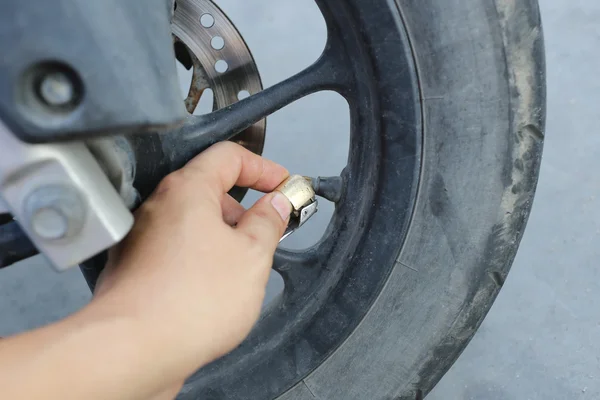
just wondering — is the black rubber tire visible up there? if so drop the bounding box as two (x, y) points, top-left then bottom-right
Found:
(273, 1), (545, 399)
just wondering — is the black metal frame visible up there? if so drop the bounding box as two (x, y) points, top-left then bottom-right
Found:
(1, 1), (422, 398)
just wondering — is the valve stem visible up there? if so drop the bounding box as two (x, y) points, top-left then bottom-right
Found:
(307, 176), (344, 203)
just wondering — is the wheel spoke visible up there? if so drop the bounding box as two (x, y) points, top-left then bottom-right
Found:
(162, 51), (353, 171)
(0, 221), (38, 269)
(273, 248), (323, 296)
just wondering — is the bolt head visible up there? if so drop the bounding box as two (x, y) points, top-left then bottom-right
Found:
(31, 207), (69, 240)
(24, 185), (86, 242)
(39, 72), (75, 107)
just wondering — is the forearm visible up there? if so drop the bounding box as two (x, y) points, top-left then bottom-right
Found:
(0, 301), (192, 400)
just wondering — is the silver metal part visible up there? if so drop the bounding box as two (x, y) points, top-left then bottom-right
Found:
(24, 184), (86, 241)
(173, 0), (266, 155)
(38, 72), (75, 107)
(276, 175), (319, 243)
(30, 208), (69, 240)
(280, 200), (318, 242)
(0, 120), (134, 271)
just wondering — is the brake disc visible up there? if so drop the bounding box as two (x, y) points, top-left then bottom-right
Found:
(172, 0), (265, 156)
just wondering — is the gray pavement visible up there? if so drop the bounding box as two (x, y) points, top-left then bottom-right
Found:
(0, 0), (598, 399)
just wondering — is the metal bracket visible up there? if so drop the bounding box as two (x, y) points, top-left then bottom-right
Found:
(0, 120), (133, 270)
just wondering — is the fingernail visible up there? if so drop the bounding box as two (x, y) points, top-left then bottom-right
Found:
(271, 192), (292, 221)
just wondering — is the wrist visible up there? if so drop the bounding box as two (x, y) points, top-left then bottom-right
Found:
(82, 289), (214, 382)
(67, 299), (189, 398)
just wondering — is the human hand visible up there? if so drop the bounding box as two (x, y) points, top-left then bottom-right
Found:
(90, 142), (292, 381)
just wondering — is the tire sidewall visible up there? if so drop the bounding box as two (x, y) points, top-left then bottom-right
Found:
(279, 1), (545, 399)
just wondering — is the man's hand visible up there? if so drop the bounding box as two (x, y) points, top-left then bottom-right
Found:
(94, 141), (292, 377)
(0, 142), (292, 400)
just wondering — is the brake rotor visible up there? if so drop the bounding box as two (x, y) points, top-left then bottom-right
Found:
(172, 0), (265, 156)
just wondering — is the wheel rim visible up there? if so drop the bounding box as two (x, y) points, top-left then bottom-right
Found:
(0, 0), (423, 396)
(171, 1), (423, 397)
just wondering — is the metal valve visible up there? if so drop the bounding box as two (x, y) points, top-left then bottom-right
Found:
(275, 175), (318, 242)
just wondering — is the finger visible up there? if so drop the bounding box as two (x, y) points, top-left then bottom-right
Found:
(236, 192), (292, 251)
(185, 142), (289, 196)
(222, 194), (245, 226)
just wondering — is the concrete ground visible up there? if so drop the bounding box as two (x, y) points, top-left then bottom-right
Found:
(0, 0), (598, 399)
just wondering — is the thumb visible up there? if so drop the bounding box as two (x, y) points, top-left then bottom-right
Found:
(236, 192), (292, 251)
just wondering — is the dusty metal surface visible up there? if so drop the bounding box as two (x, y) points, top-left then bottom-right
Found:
(0, 120), (134, 271)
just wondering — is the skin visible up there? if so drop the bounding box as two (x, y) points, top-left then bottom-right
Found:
(0, 142), (293, 400)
